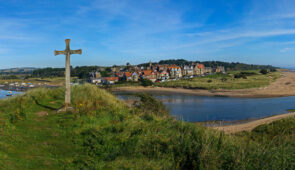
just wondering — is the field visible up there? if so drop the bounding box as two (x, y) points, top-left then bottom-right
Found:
(0, 77), (70, 86)
(156, 70), (281, 90)
(0, 84), (294, 169)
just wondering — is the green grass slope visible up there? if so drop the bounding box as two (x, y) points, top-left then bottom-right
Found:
(156, 70), (281, 90)
(0, 84), (294, 169)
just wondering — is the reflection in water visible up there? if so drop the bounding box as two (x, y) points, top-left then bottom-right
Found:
(115, 91), (295, 122)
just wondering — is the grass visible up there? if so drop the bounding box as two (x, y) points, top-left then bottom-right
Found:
(0, 84), (294, 169)
(0, 77), (77, 86)
(111, 81), (140, 87)
(156, 70), (281, 90)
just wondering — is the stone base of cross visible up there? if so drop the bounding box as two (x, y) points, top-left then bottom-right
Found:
(54, 39), (82, 112)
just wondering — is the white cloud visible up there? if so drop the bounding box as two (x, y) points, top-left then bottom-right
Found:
(280, 47), (292, 53)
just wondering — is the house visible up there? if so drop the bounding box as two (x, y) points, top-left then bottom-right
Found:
(193, 63), (205, 75)
(168, 65), (182, 79)
(157, 70), (169, 80)
(123, 72), (132, 81)
(182, 65), (194, 76)
(89, 71), (102, 84)
(203, 67), (213, 74)
(215, 66), (225, 73)
(111, 66), (123, 73)
(102, 77), (119, 84)
(131, 72), (139, 82)
(140, 70), (157, 82)
(90, 78), (101, 84)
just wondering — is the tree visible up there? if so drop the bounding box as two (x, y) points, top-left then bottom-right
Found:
(140, 79), (153, 87)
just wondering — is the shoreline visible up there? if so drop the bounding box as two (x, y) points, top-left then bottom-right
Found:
(210, 112), (295, 134)
(112, 70), (295, 98)
(112, 86), (291, 98)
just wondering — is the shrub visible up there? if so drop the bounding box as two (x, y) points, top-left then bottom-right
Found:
(140, 78), (153, 87)
(260, 69), (268, 74)
(221, 77), (227, 82)
(270, 68), (277, 72)
(234, 73), (247, 79)
(9, 109), (26, 123)
(240, 71), (257, 76)
(135, 93), (169, 117)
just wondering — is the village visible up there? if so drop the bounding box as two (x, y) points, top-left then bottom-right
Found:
(89, 61), (225, 85)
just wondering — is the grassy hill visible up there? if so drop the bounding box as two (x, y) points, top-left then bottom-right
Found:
(0, 84), (294, 169)
(156, 70), (281, 90)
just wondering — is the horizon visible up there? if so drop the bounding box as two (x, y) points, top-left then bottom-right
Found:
(0, 0), (295, 68)
(0, 59), (283, 70)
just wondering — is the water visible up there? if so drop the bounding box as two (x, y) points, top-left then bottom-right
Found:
(0, 89), (22, 99)
(116, 92), (295, 122)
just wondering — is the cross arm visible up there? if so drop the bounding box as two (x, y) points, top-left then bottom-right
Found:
(54, 50), (66, 56)
(70, 49), (82, 55)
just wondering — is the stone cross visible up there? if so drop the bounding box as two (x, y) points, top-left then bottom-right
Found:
(54, 39), (82, 110)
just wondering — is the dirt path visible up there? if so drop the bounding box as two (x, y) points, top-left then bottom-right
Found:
(212, 112), (295, 134)
(113, 70), (295, 98)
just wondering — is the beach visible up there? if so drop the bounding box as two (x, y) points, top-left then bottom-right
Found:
(212, 111), (295, 134)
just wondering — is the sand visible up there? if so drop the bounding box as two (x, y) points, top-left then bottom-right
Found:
(113, 70), (295, 98)
(212, 112), (295, 134)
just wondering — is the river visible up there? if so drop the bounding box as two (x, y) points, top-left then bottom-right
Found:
(1, 88), (295, 123)
(0, 89), (22, 99)
(115, 92), (295, 122)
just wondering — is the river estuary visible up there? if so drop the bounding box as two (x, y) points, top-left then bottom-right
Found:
(115, 92), (295, 122)
(0, 89), (22, 99)
(1, 88), (295, 123)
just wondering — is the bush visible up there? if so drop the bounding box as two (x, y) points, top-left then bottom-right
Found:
(260, 69), (268, 74)
(140, 79), (153, 87)
(221, 77), (227, 82)
(135, 93), (169, 117)
(270, 68), (277, 72)
(240, 71), (257, 76)
(234, 73), (247, 79)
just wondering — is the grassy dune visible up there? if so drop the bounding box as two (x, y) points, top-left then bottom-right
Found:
(156, 70), (281, 90)
(0, 84), (294, 169)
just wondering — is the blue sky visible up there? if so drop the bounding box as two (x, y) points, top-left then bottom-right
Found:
(0, 0), (294, 68)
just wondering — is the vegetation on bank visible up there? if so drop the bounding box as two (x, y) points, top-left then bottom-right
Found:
(0, 85), (294, 169)
(156, 70), (281, 90)
(140, 59), (277, 71)
(0, 77), (74, 86)
(0, 69), (281, 90)
(30, 59), (277, 79)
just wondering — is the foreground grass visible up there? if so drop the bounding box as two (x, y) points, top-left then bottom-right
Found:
(156, 70), (281, 90)
(0, 84), (294, 169)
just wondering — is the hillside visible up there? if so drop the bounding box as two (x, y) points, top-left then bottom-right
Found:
(0, 85), (294, 169)
(140, 59), (277, 71)
(0, 67), (37, 75)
